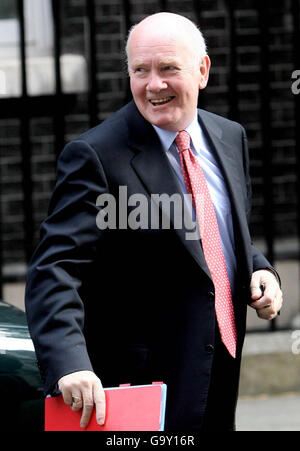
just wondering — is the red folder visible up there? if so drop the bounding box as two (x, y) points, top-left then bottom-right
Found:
(45, 383), (167, 431)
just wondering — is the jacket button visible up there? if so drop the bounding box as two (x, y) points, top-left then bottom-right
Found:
(208, 291), (215, 301)
(205, 344), (214, 354)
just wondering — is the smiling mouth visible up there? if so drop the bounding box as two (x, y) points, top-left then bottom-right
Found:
(149, 96), (175, 106)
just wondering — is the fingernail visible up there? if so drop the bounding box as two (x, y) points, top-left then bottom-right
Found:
(98, 418), (104, 426)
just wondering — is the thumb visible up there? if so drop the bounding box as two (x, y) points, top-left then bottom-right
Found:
(250, 275), (264, 300)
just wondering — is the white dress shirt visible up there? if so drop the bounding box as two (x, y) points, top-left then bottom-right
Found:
(152, 112), (237, 291)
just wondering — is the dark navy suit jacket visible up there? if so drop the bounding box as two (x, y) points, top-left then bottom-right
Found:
(25, 101), (272, 429)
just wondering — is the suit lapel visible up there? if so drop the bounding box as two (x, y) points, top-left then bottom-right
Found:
(126, 102), (211, 279)
(197, 110), (252, 271)
(197, 110), (244, 210)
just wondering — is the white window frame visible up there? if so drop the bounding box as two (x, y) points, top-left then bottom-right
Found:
(0, 0), (53, 58)
(0, 0), (87, 97)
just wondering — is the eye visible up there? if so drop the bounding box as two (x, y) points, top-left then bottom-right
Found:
(161, 65), (178, 72)
(133, 66), (147, 74)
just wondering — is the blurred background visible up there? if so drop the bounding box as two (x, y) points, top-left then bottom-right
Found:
(0, 0), (299, 427)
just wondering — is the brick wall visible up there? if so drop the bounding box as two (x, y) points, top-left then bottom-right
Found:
(0, 0), (297, 266)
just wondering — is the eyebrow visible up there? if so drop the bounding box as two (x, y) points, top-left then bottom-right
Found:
(130, 57), (181, 68)
(159, 58), (181, 66)
(130, 59), (147, 68)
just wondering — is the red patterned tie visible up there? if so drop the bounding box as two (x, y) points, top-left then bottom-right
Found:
(175, 130), (237, 358)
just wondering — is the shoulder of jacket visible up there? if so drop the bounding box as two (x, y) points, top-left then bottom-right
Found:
(67, 102), (134, 155)
(198, 108), (244, 132)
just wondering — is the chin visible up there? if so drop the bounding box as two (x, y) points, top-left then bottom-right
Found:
(149, 114), (179, 131)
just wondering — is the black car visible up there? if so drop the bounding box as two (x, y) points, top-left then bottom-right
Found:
(0, 300), (44, 430)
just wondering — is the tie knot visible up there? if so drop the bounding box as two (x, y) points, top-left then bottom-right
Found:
(175, 130), (190, 153)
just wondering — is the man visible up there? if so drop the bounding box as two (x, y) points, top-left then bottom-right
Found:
(25, 12), (282, 431)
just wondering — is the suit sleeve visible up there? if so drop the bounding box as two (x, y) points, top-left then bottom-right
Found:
(240, 126), (280, 281)
(25, 139), (108, 394)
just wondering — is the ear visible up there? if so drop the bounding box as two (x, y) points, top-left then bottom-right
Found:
(198, 55), (211, 90)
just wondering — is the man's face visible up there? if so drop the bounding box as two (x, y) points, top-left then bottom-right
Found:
(128, 29), (210, 131)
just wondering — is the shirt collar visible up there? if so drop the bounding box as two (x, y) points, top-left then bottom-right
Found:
(152, 111), (200, 153)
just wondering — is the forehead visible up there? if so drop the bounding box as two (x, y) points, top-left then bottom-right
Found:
(132, 23), (189, 47)
(128, 34), (194, 67)
(130, 46), (182, 63)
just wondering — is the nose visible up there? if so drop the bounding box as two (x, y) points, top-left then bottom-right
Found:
(146, 73), (167, 93)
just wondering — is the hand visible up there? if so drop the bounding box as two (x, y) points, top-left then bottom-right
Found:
(58, 370), (106, 428)
(249, 270), (283, 320)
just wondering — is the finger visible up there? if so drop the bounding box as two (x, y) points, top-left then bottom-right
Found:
(80, 388), (94, 429)
(71, 393), (83, 411)
(262, 308), (277, 320)
(61, 390), (73, 406)
(251, 287), (263, 300)
(256, 306), (272, 320)
(250, 278), (263, 300)
(256, 299), (279, 320)
(58, 379), (73, 406)
(251, 296), (271, 310)
(250, 284), (276, 310)
(93, 382), (106, 426)
(249, 270), (264, 294)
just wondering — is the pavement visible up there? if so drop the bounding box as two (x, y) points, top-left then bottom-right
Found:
(236, 393), (300, 431)
(235, 330), (300, 431)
